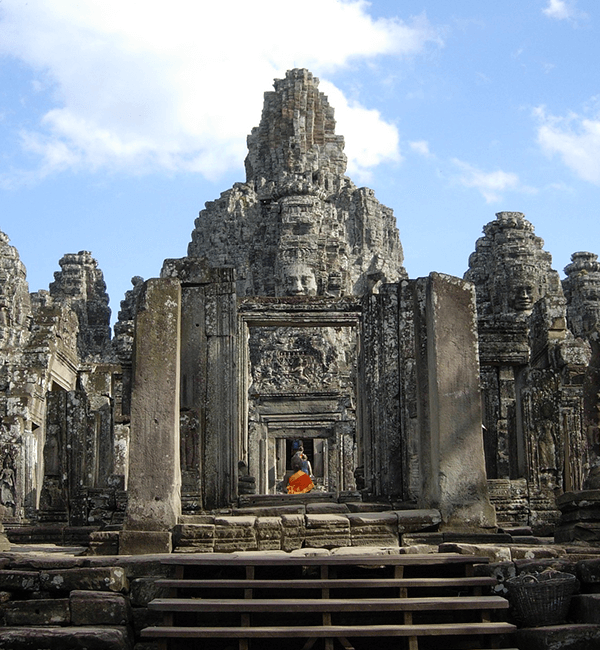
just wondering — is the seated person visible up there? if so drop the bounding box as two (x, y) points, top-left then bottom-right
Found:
(287, 445), (314, 494)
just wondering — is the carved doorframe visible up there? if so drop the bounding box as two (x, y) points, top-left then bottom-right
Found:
(237, 300), (362, 496)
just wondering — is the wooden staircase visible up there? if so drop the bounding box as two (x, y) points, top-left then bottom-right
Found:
(141, 553), (517, 650)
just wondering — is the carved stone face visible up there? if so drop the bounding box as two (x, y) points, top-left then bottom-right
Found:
(280, 263), (317, 296)
(513, 284), (535, 311)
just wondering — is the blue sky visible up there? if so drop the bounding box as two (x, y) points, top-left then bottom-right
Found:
(1, 0), (599, 324)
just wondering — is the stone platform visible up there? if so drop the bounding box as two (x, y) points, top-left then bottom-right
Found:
(171, 507), (442, 554)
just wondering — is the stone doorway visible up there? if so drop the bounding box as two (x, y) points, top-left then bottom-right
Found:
(238, 303), (361, 498)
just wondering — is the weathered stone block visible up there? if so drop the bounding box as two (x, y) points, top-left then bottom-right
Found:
(214, 516), (257, 551)
(555, 522), (600, 543)
(347, 512), (398, 546)
(516, 624), (600, 650)
(130, 577), (173, 607)
(394, 509), (442, 532)
(255, 516), (282, 550)
(510, 546), (562, 560)
(0, 626), (132, 649)
(305, 503), (349, 514)
(40, 566), (128, 593)
(577, 558), (600, 584)
(570, 594), (600, 624)
(438, 542), (511, 563)
(173, 523), (215, 540)
(514, 559), (576, 579)
(124, 278), (181, 540)
(305, 514), (351, 548)
(473, 561), (516, 596)
(70, 590), (131, 625)
(0, 570), (40, 592)
(2, 599), (70, 626)
(281, 514), (306, 551)
(119, 530), (172, 555)
(305, 514), (350, 530)
(172, 523), (215, 551)
(87, 530), (120, 555)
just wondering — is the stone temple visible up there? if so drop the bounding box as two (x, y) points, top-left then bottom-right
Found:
(1, 69), (600, 555)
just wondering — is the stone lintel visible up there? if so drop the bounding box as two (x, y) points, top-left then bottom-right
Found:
(161, 257), (235, 285)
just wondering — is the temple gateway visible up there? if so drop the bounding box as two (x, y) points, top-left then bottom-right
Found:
(1, 69), (599, 554)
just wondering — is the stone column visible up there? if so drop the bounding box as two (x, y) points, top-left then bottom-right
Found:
(120, 279), (181, 554)
(418, 273), (496, 531)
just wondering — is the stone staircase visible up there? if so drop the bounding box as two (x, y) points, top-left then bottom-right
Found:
(141, 552), (517, 650)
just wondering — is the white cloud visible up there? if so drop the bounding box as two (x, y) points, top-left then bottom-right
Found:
(542, 0), (585, 21)
(535, 106), (600, 185)
(409, 140), (432, 157)
(452, 159), (523, 203)
(320, 81), (401, 183)
(0, 0), (441, 181)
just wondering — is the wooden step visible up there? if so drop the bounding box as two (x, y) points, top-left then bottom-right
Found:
(159, 553), (489, 567)
(141, 622), (517, 639)
(155, 576), (497, 590)
(148, 595), (509, 613)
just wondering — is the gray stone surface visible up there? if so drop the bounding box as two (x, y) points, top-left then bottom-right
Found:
(2, 598), (70, 626)
(571, 594), (600, 624)
(70, 589), (131, 626)
(466, 212), (593, 533)
(0, 626), (132, 649)
(39, 566), (128, 593)
(516, 624), (600, 650)
(418, 273), (496, 531)
(123, 278), (181, 543)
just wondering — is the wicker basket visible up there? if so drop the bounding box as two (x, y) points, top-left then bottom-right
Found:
(506, 570), (579, 627)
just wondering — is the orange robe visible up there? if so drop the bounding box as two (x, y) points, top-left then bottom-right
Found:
(287, 470), (314, 494)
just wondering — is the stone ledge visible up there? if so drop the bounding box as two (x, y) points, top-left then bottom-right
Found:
(516, 624), (600, 650)
(0, 626), (132, 650)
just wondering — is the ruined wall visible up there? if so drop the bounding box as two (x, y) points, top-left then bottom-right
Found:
(0, 232), (126, 532)
(563, 252), (600, 479)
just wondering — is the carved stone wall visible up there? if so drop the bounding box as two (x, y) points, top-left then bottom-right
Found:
(188, 69), (406, 299)
(563, 252), (600, 478)
(0, 232), (125, 530)
(466, 213), (592, 532)
(49, 251), (111, 360)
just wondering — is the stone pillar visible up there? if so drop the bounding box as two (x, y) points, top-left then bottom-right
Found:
(418, 273), (496, 531)
(120, 278), (181, 554)
(361, 285), (404, 500)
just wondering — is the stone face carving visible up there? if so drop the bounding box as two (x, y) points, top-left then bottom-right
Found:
(188, 69), (406, 299)
(466, 212), (592, 532)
